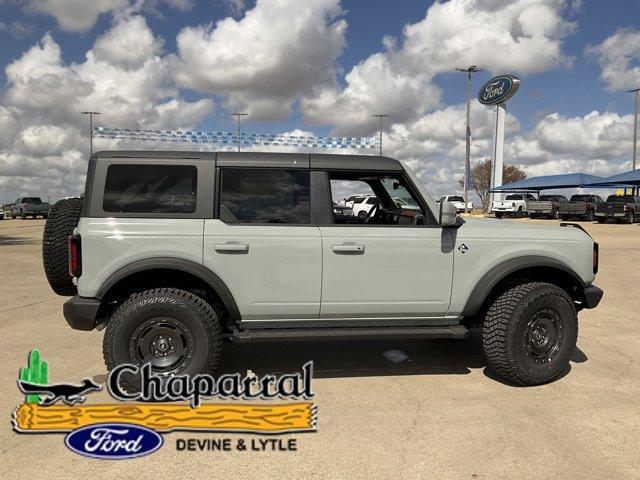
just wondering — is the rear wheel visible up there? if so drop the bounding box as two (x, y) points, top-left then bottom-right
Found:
(103, 288), (223, 392)
(596, 217), (606, 224)
(42, 197), (83, 296)
(483, 281), (577, 386)
(495, 212), (503, 219)
(11, 214), (16, 219)
(20, 211), (26, 220)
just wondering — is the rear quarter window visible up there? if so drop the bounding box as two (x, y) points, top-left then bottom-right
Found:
(103, 164), (197, 213)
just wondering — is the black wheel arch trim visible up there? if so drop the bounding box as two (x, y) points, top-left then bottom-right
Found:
(96, 257), (241, 321)
(461, 255), (592, 316)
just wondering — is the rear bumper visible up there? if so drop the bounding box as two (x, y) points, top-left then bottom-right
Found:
(595, 211), (624, 218)
(63, 296), (101, 331)
(582, 284), (604, 309)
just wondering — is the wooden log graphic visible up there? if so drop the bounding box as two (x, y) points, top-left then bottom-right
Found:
(13, 402), (316, 433)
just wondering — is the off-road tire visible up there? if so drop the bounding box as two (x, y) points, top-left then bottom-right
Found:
(483, 281), (577, 386)
(42, 197), (83, 296)
(103, 288), (223, 393)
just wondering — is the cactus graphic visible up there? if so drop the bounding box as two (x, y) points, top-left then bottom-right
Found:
(19, 350), (48, 404)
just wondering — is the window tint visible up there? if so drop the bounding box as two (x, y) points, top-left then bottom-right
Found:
(22, 197), (42, 203)
(219, 169), (310, 224)
(103, 164), (197, 213)
(505, 194), (522, 200)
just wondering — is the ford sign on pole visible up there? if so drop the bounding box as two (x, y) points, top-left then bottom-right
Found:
(478, 75), (520, 106)
(478, 74), (520, 212)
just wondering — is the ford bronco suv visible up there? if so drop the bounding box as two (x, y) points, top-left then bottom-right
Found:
(42, 151), (603, 388)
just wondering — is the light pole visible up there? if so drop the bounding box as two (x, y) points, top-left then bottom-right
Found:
(230, 113), (248, 152)
(372, 114), (390, 156)
(627, 88), (639, 194)
(455, 66), (482, 213)
(81, 111), (100, 154)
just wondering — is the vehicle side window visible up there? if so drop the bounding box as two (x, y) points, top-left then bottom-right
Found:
(103, 164), (197, 214)
(327, 172), (427, 226)
(219, 168), (310, 224)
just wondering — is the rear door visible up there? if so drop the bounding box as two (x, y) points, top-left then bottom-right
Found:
(203, 163), (322, 324)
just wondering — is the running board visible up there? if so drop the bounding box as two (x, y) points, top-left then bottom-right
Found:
(232, 325), (469, 343)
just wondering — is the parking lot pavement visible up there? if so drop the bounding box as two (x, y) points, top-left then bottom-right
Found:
(1, 218), (639, 479)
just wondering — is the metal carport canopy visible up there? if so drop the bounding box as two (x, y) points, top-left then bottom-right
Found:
(490, 172), (604, 192)
(584, 169), (640, 186)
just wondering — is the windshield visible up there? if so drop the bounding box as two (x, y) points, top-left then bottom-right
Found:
(505, 194), (522, 200)
(380, 178), (420, 210)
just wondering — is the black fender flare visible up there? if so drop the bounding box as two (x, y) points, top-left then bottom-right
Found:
(461, 255), (587, 316)
(96, 257), (241, 321)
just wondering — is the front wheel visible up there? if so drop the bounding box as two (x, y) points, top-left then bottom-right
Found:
(483, 281), (577, 386)
(20, 212), (26, 220)
(103, 288), (223, 392)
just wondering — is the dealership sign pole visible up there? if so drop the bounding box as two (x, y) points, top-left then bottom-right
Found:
(477, 75), (520, 209)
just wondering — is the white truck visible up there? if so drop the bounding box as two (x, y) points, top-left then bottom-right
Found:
(42, 151), (602, 389)
(437, 195), (473, 213)
(492, 193), (537, 218)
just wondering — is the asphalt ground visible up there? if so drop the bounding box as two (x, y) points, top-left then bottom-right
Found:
(0, 218), (638, 479)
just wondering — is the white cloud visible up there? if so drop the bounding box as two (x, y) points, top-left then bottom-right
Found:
(93, 16), (163, 70)
(170, 0), (347, 120)
(0, 18), (213, 201)
(301, 0), (575, 135)
(27, 0), (129, 32)
(586, 28), (640, 91)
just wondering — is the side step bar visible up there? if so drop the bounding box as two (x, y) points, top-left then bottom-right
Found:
(232, 325), (469, 343)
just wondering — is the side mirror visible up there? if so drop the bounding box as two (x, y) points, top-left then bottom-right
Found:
(439, 200), (458, 226)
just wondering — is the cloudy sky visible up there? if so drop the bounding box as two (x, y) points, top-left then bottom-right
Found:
(0, 0), (639, 202)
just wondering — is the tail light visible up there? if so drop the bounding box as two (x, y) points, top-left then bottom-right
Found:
(511, 202), (516, 207)
(593, 242), (599, 275)
(68, 234), (82, 277)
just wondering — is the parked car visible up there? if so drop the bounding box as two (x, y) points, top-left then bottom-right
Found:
(558, 194), (604, 221)
(437, 195), (473, 213)
(343, 195), (368, 208)
(351, 195), (381, 218)
(594, 194), (640, 224)
(492, 193), (536, 218)
(10, 197), (50, 219)
(527, 195), (569, 219)
(332, 203), (353, 217)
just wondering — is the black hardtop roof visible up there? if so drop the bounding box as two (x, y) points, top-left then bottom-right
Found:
(92, 150), (403, 171)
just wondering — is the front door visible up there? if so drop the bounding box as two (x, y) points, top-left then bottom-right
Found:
(203, 167), (321, 323)
(320, 171), (454, 321)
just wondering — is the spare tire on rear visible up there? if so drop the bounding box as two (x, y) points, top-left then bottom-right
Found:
(42, 197), (83, 296)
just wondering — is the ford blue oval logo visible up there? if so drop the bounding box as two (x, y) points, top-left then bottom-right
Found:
(65, 423), (163, 459)
(478, 74), (520, 105)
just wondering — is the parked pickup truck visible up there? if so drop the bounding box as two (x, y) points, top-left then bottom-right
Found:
(492, 193), (536, 218)
(558, 194), (604, 221)
(437, 195), (473, 213)
(595, 194), (640, 224)
(527, 195), (569, 219)
(11, 197), (49, 219)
